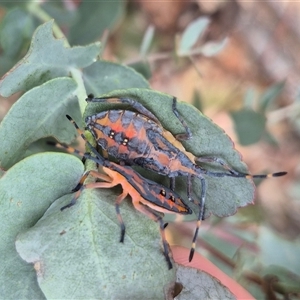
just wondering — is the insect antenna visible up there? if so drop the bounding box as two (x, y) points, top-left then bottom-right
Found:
(65, 115), (107, 164)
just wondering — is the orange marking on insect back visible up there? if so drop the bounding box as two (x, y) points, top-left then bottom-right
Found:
(104, 168), (139, 194)
(121, 120), (139, 139)
(96, 112), (111, 128)
(154, 152), (172, 168)
(110, 117), (128, 133)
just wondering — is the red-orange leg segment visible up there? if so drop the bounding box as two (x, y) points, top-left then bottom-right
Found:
(60, 170), (112, 210)
(60, 168), (129, 246)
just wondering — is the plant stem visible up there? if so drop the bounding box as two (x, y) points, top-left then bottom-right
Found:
(26, 1), (87, 115)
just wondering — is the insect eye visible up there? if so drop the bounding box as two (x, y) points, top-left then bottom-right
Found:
(160, 189), (166, 196)
(122, 138), (129, 146)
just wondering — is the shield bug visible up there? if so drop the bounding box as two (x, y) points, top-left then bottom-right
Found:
(83, 95), (287, 261)
(49, 121), (192, 269)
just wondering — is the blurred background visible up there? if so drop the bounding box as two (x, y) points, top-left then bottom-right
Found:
(0, 1), (299, 298)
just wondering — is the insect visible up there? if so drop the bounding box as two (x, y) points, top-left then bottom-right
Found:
(84, 94), (287, 261)
(49, 118), (192, 269)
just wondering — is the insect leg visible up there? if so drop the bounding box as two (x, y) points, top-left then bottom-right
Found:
(71, 171), (89, 192)
(157, 216), (173, 270)
(60, 171), (90, 210)
(81, 178), (128, 243)
(172, 97), (192, 141)
(189, 176), (206, 262)
(187, 174), (193, 201)
(86, 95), (160, 124)
(169, 177), (176, 190)
(114, 191), (128, 243)
(60, 170), (113, 210)
(131, 201), (173, 269)
(47, 139), (111, 186)
(196, 156), (243, 176)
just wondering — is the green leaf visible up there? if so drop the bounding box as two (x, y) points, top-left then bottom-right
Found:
(192, 90), (202, 112)
(68, 1), (125, 45)
(202, 229), (240, 260)
(178, 17), (210, 56)
(0, 20), (101, 97)
(0, 7), (35, 58)
(128, 61), (152, 80)
(0, 54), (17, 76)
(40, 1), (77, 28)
(84, 88), (255, 218)
(82, 60), (150, 95)
(140, 25), (155, 57)
(259, 81), (285, 112)
(0, 78), (80, 169)
(230, 108), (266, 146)
(198, 38), (228, 57)
(175, 265), (235, 299)
(24, 137), (69, 158)
(0, 1), (26, 9)
(16, 185), (176, 298)
(243, 87), (257, 108)
(0, 152), (84, 299)
(258, 226), (300, 277)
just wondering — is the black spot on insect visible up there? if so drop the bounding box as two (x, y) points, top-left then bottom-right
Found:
(160, 189), (166, 196)
(109, 130), (115, 139)
(122, 138), (129, 146)
(169, 195), (175, 202)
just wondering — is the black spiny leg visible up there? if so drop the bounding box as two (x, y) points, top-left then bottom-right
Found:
(172, 97), (192, 141)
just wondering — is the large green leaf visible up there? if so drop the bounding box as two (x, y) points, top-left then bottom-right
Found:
(0, 8), (35, 58)
(82, 60), (149, 96)
(68, 1), (125, 45)
(0, 78), (80, 169)
(83, 88), (255, 218)
(16, 182), (176, 299)
(0, 20), (101, 97)
(0, 152), (84, 299)
(0, 7), (36, 75)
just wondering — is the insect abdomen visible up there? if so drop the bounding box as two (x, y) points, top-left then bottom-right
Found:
(86, 110), (154, 161)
